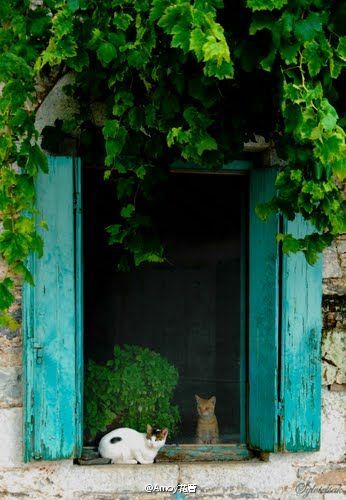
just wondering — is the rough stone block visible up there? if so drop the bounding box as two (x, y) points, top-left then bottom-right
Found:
(340, 253), (346, 270)
(35, 73), (78, 136)
(322, 296), (346, 333)
(314, 468), (346, 486)
(329, 383), (346, 391)
(323, 363), (338, 387)
(323, 245), (343, 279)
(0, 367), (22, 407)
(0, 331), (22, 368)
(336, 238), (346, 255)
(322, 332), (346, 385)
(323, 278), (346, 296)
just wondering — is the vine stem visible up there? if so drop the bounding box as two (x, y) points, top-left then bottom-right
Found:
(298, 51), (307, 91)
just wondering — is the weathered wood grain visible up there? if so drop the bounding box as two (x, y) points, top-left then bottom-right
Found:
(281, 216), (322, 451)
(77, 445), (253, 464)
(157, 444), (253, 462)
(248, 168), (279, 452)
(23, 156), (82, 461)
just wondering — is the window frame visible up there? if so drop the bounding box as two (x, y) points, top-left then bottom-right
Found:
(23, 156), (323, 463)
(81, 160), (251, 463)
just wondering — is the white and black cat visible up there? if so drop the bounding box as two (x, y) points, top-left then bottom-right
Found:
(98, 424), (168, 464)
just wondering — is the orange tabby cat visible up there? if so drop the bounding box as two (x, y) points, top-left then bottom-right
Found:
(195, 394), (219, 444)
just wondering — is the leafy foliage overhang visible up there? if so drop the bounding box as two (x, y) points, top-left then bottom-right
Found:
(0, 0), (345, 325)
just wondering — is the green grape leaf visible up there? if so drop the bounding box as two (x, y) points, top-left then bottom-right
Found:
(113, 12), (133, 31)
(294, 12), (323, 43)
(120, 204), (135, 218)
(337, 36), (346, 61)
(247, 0), (288, 11)
(196, 135), (217, 155)
(97, 42), (117, 64)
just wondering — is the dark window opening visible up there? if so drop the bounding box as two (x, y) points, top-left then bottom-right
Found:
(83, 168), (247, 445)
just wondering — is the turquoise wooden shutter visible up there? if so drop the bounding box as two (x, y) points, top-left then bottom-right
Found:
(23, 156), (83, 461)
(249, 168), (322, 452)
(249, 168), (280, 452)
(280, 217), (322, 451)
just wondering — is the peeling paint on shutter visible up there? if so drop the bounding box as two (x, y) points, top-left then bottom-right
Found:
(248, 168), (280, 452)
(280, 216), (322, 451)
(23, 156), (83, 461)
(249, 169), (322, 453)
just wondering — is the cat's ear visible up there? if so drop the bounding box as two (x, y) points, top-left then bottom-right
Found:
(146, 424), (153, 435)
(162, 428), (168, 439)
(195, 394), (201, 403)
(210, 396), (216, 405)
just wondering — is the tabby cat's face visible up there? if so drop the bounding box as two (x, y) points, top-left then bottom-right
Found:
(195, 395), (216, 418)
(146, 424), (168, 449)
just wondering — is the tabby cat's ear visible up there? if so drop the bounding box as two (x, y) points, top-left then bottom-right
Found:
(195, 394), (201, 403)
(147, 424), (153, 435)
(210, 396), (216, 405)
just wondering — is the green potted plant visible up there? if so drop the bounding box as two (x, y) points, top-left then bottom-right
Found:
(85, 344), (180, 443)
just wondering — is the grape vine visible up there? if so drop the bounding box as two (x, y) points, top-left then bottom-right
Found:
(0, 0), (345, 326)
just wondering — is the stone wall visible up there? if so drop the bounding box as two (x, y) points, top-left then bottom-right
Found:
(0, 260), (22, 411)
(322, 236), (346, 388)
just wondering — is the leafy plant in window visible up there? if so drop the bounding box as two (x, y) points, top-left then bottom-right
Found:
(0, 0), (345, 327)
(84, 345), (180, 441)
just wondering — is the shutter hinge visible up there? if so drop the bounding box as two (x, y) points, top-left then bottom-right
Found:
(276, 400), (284, 418)
(33, 343), (43, 364)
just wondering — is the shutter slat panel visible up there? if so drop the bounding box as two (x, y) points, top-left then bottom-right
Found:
(248, 168), (279, 452)
(281, 216), (322, 451)
(23, 156), (82, 461)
